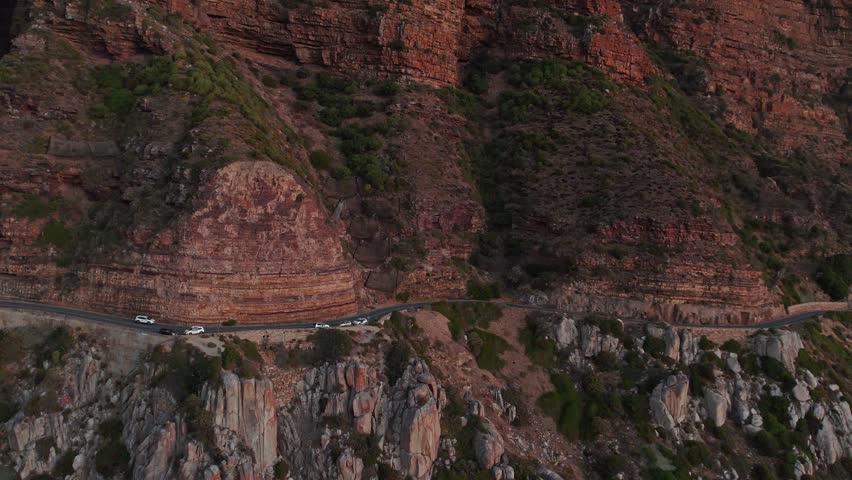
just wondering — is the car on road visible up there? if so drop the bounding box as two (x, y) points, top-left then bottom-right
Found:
(184, 326), (205, 335)
(339, 321), (353, 327)
(134, 315), (156, 324)
(354, 317), (369, 325)
(158, 328), (176, 336)
(314, 322), (330, 329)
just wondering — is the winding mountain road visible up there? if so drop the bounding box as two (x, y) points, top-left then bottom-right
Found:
(0, 298), (838, 336)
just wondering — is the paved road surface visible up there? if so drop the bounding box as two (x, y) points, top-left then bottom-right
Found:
(0, 299), (834, 336)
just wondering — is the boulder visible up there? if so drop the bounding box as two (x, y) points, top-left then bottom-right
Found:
(792, 383), (811, 403)
(726, 353), (742, 374)
(555, 316), (578, 347)
(751, 330), (803, 371)
(679, 330), (700, 365)
(650, 373), (690, 432)
(473, 417), (504, 469)
(704, 387), (729, 427)
(337, 448), (364, 480)
(815, 418), (842, 464)
(803, 370), (818, 389)
(663, 328), (680, 362)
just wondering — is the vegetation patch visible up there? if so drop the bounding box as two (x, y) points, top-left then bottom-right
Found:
(95, 418), (131, 479)
(432, 302), (502, 340)
(814, 254), (852, 300)
(537, 373), (582, 440)
(13, 194), (61, 219)
(309, 329), (353, 363)
(150, 341), (222, 401)
(518, 316), (558, 368)
(467, 329), (510, 372)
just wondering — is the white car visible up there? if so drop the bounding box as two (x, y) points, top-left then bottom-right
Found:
(339, 321), (353, 327)
(314, 322), (330, 329)
(184, 326), (205, 335)
(354, 317), (369, 325)
(134, 315), (156, 325)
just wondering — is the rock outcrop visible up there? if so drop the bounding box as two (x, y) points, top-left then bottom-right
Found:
(473, 417), (505, 470)
(203, 372), (278, 472)
(579, 324), (621, 358)
(703, 386), (729, 428)
(650, 373), (690, 433)
(2, 161), (358, 325)
(278, 358), (444, 480)
(751, 330), (804, 371)
(554, 316), (578, 347)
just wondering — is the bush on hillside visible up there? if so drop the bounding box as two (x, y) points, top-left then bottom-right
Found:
(309, 329), (352, 363)
(815, 254), (852, 300)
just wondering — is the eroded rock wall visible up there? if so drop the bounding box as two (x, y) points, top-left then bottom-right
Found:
(1, 161), (358, 325)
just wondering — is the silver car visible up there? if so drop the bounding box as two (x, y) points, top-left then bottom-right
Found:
(134, 315), (156, 325)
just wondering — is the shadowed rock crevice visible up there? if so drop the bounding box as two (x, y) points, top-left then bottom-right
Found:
(0, 0), (17, 56)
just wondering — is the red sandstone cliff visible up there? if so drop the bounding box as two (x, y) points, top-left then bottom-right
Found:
(0, 0), (848, 324)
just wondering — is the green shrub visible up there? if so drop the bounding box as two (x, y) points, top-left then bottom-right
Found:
(594, 351), (619, 371)
(262, 75), (278, 88)
(385, 340), (411, 386)
(698, 336), (716, 350)
(38, 220), (72, 250)
(13, 194), (58, 219)
(310, 150), (333, 170)
(53, 449), (76, 477)
(95, 418), (130, 478)
(273, 460), (290, 479)
(751, 464), (777, 480)
(386, 312), (418, 337)
(185, 394), (217, 454)
(760, 356), (795, 390)
(222, 319), (237, 326)
(815, 254), (852, 300)
(518, 318), (557, 368)
(35, 327), (74, 367)
(309, 329), (352, 362)
(373, 79), (400, 97)
(466, 279), (500, 300)
(467, 329), (509, 372)
(585, 314), (623, 339)
(150, 341), (222, 400)
(0, 399), (18, 422)
(537, 373), (582, 440)
(593, 454), (626, 479)
(644, 336), (666, 358)
(680, 440), (711, 467)
(238, 339), (263, 363)
(720, 339), (742, 354)
(432, 302), (502, 340)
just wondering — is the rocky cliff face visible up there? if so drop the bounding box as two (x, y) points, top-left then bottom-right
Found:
(278, 358), (445, 480)
(204, 372), (278, 473)
(0, 0), (848, 325)
(1, 160), (358, 324)
(625, 0), (850, 161)
(0, 330), (279, 480)
(136, 0), (656, 87)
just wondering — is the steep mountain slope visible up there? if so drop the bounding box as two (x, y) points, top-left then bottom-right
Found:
(0, 0), (849, 325)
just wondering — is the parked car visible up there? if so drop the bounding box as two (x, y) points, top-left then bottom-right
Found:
(339, 321), (353, 327)
(134, 315), (156, 325)
(354, 317), (369, 325)
(184, 326), (205, 335)
(314, 322), (330, 329)
(158, 328), (176, 336)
